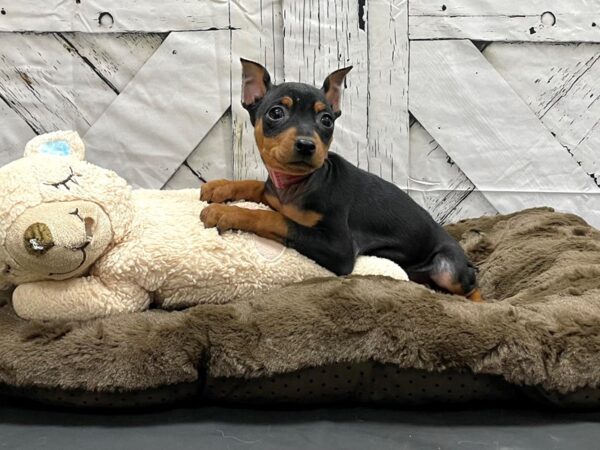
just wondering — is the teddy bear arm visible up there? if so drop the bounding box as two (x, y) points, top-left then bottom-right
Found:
(12, 276), (150, 321)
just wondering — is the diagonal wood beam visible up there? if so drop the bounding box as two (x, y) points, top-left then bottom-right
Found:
(409, 39), (600, 226)
(84, 31), (230, 189)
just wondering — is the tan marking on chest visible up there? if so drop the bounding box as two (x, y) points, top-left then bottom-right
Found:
(265, 193), (323, 227)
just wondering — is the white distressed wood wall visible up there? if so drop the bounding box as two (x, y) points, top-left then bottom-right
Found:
(0, 1), (599, 226)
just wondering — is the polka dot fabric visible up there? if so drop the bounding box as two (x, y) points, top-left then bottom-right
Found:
(3, 364), (599, 409)
(204, 363), (519, 406)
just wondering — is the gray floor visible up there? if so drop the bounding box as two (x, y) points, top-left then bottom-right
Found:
(1, 401), (600, 450)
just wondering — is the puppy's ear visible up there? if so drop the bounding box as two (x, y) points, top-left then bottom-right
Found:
(321, 66), (352, 118)
(241, 59), (272, 119)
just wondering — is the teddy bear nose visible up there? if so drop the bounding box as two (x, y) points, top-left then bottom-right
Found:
(23, 223), (55, 255)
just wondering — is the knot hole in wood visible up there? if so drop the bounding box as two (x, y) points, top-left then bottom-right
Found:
(541, 11), (556, 27)
(98, 11), (114, 28)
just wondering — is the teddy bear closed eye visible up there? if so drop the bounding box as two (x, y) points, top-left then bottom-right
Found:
(0, 131), (407, 321)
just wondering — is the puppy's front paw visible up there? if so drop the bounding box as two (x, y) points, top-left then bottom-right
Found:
(200, 179), (236, 203)
(200, 204), (242, 234)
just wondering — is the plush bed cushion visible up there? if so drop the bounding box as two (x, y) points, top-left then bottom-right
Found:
(1, 208), (600, 408)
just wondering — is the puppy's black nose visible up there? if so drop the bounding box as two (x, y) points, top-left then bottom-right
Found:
(294, 138), (316, 155)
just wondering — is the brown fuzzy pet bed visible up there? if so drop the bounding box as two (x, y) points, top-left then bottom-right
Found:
(2, 207), (600, 409)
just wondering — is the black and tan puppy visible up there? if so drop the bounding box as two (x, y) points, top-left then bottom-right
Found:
(200, 59), (482, 301)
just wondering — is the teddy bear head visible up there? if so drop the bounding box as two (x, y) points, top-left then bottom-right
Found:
(0, 131), (134, 289)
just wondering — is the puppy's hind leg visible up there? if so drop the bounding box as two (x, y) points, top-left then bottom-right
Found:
(429, 250), (483, 302)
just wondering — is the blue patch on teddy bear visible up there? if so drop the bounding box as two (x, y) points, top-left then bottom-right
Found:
(40, 140), (72, 157)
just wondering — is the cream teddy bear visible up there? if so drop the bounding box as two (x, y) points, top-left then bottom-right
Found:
(0, 131), (407, 321)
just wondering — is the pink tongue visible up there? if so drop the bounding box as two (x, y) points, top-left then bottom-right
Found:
(267, 168), (309, 189)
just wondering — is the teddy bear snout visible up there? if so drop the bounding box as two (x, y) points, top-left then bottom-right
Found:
(23, 223), (55, 256)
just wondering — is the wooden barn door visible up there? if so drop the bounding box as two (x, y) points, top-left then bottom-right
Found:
(1, 1), (599, 227)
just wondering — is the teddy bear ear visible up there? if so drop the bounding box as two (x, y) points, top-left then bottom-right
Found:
(24, 130), (86, 161)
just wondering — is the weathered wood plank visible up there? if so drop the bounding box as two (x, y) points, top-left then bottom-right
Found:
(409, 121), (498, 224)
(164, 109), (233, 189)
(0, 1), (230, 32)
(410, 0), (600, 42)
(0, 33), (118, 135)
(484, 42), (600, 189)
(231, 0), (284, 180)
(282, 0), (369, 172)
(410, 39), (600, 226)
(59, 33), (166, 93)
(79, 1), (230, 32)
(367, 0), (410, 186)
(0, 101), (36, 166)
(0, 33), (167, 166)
(0, 1), (72, 32)
(84, 31), (230, 189)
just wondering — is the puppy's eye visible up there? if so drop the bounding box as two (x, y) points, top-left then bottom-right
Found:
(320, 113), (334, 128)
(267, 106), (286, 122)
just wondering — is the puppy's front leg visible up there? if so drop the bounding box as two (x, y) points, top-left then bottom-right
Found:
(200, 180), (266, 204)
(200, 204), (288, 243)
